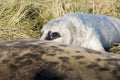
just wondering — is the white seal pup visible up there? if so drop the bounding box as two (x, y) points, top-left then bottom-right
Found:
(40, 13), (120, 51)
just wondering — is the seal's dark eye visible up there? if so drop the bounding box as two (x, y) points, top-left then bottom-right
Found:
(51, 32), (61, 39)
(45, 31), (61, 40)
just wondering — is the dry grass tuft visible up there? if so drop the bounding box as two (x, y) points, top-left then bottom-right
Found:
(109, 46), (120, 54)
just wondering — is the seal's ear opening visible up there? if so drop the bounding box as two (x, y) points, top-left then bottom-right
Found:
(33, 68), (64, 80)
(45, 31), (61, 40)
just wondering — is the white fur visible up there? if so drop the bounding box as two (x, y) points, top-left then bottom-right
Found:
(40, 13), (120, 51)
